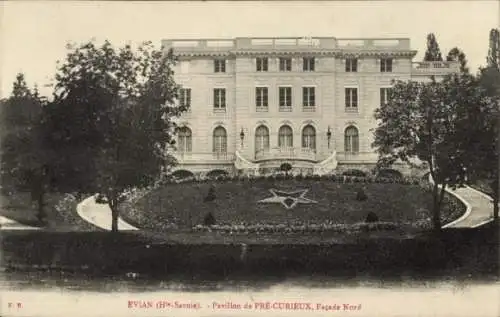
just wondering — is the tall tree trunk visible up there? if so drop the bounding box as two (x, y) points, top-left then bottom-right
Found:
(109, 197), (119, 232)
(493, 195), (499, 220)
(36, 187), (46, 224)
(31, 172), (46, 224)
(432, 181), (442, 232)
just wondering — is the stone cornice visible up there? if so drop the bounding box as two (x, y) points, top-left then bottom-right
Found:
(174, 50), (418, 58)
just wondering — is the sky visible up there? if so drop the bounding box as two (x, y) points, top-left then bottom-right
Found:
(1, 1), (499, 99)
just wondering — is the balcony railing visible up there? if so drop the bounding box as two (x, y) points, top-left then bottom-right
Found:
(279, 106), (293, 112)
(412, 61), (460, 74)
(255, 147), (317, 161)
(173, 151), (235, 163)
(338, 152), (378, 162)
(163, 37), (411, 53)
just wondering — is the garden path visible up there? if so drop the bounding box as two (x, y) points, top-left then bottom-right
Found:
(442, 185), (495, 228)
(76, 195), (138, 231)
(74, 184), (495, 231)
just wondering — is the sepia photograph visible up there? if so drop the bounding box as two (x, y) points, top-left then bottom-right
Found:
(1, 1), (499, 316)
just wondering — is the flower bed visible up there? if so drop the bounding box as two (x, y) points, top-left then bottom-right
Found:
(192, 221), (403, 234)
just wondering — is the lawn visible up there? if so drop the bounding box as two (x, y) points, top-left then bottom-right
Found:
(121, 178), (465, 232)
(0, 191), (100, 230)
(469, 178), (495, 196)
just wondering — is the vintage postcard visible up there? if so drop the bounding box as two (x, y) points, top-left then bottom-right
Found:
(1, 1), (499, 316)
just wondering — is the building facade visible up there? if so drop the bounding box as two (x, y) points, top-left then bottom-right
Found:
(163, 37), (459, 176)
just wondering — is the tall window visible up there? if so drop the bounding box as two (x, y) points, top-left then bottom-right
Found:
(255, 87), (268, 109)
(279, 87), (292, 110)
(302, 125), (316, 150)
(177, 127), (192, 153)
(179, 88), (191, 108)
(214, 59), (226, 73)
(380, 58), (393, 72)
(278, 125), (293, 148)
(256, 57), (268, 72)
(213, 126), (227, 154)
(345, 58), (358, 72)
(344, 126), (359, 154)
(213, 88), (226, 110)
(345, 88), (358, 110)
(255, 125), (270, 153)
(303, 57), (315, 71)
(380, 88), (392, 106)
(279, 57), (292, 71)
(302, 87), (315, 108)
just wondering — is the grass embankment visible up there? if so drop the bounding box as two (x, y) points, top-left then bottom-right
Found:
(120, 179), (466, 232)
(1, 223), (497, 280)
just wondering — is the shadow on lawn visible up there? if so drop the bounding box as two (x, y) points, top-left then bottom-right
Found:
(1, 221), (498, 291)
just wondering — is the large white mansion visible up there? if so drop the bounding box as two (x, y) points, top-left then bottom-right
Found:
(165, 37), (459, 176)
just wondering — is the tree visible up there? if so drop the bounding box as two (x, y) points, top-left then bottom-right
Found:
(473, 67), (500, 221)
(470, 29), (500, 222)
(0, 73), (52, 223)
(424, 33), (443, 62)
(446, 47), (469, 73)
(46, 40), (186, 231)
(372, 74), (489, 231)
(486, 28), (499, 69)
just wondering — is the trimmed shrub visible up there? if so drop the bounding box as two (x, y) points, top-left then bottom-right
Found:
(204, 186), (216, 202)
(356, 189), (368, 201)
(203, 212), (216, 226)
(342, 169), (367, 177)
(365, 211), (379, 223)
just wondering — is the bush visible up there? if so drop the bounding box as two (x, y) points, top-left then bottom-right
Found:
(356, 189), (368, 201)
(171, 169), (195, 180)
(377, 169), (403, 180)
(342, 169), (367, 177)
(95, 194), (108, 204)
(206, 169), (229, 179)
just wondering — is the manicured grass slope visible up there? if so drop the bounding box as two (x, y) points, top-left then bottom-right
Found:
(123, 180), (465, 230)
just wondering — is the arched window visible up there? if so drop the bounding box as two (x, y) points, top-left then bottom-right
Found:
(213, 126), (227, 153)
(255, 125), (270, 153)
(344, 126), (359, 153)
(302, 125), (316, 150)
(177, 127), (192, 152)
(278, 125), (293, 148)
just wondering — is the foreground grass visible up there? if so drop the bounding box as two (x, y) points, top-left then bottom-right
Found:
(121, 180), (466, 231)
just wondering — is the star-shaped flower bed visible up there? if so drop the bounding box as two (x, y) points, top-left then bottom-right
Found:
(258, 189), (317, 210)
